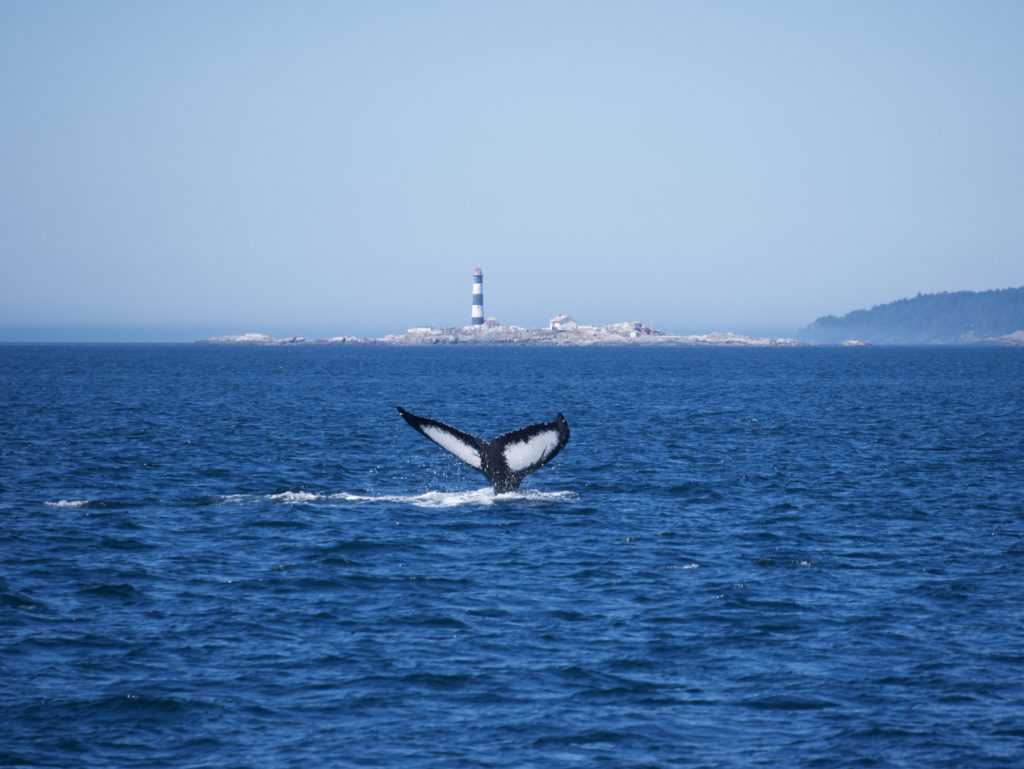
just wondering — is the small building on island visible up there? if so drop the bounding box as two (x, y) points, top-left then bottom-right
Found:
(549, 314), (578, 332)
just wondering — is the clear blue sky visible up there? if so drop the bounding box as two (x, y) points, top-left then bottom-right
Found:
(2, 1), (1022, 341)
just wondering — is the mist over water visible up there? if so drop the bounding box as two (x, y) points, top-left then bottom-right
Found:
(3, 345), (1023, 767)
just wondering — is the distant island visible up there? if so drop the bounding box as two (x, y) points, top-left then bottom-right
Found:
(799, 286), (1024, 345)
(198, 322), (800, 347)
(199, 287), (1024, 348)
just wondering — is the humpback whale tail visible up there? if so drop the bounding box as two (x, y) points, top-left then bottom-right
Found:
(397, 407), (570, 493)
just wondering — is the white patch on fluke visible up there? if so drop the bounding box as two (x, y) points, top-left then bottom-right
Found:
(502, 429), (560, 473)
(422, 424), (482, 468)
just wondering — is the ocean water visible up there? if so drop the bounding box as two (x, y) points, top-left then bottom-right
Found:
(2, 344), (1023, 768)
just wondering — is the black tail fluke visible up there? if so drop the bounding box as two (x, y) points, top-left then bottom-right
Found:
(397, 407), (569, 492)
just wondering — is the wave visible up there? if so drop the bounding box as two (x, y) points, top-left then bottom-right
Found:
(267, 491), (321, 504)
(231, 488), (576, 509)
(44, 499), (90, 508)
(332, 489), (576, 508)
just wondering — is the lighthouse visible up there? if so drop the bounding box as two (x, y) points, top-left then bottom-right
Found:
(471, 266), (484, 326)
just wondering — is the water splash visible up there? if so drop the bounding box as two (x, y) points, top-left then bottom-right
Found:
(267, 491), (320, 504)
(235, 488), (576, 509)
(332, 488), (575, 508)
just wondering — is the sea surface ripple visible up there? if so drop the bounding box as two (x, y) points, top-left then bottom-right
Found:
(2, 345), (1023, 767)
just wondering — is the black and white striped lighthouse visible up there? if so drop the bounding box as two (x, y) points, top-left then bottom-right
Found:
(471, 265), (484, 326)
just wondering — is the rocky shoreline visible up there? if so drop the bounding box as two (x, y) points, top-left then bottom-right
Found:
(198, 323), (802, 347)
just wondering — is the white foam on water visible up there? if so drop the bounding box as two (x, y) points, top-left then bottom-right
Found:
(335, 488), (576, 509)
(268, 491), (321, 504)
(224, 488), (576, 509)
(498, 489), (577, 503)
(333, 489), (495, 508)
(44, 499), (90, 508)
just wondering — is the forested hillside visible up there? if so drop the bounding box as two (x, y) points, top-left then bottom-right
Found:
(800, 287), (1024, 344)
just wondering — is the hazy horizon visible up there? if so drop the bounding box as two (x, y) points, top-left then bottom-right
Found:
(3, 2), (1022, 342)
(3, 280), (1024, 344)
(0, 315), (811, 343)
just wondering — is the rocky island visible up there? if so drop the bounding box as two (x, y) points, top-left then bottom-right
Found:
(199, 322), (801, 347)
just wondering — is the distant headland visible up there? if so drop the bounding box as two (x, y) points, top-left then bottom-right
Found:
(800, 286), (1024, 345)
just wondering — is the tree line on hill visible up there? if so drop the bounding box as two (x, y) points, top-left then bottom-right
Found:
(799, 286), (1024, 344)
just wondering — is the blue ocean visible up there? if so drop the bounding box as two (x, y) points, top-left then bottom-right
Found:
(2, 344), (1023, 768)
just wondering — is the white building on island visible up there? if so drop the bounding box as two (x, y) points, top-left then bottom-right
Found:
(549, 314), (578, 332)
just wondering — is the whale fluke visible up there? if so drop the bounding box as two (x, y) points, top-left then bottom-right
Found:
(397, 407), (570, 492)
